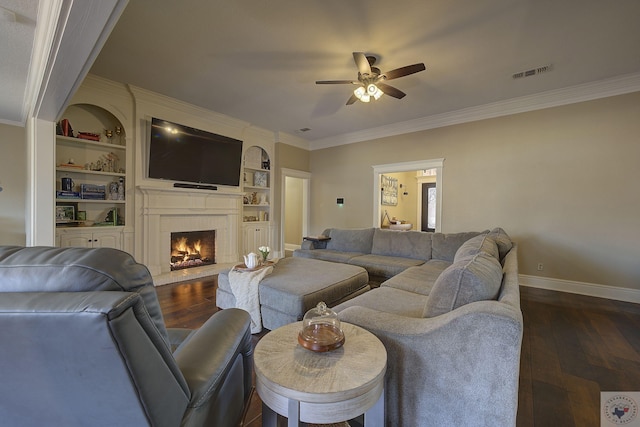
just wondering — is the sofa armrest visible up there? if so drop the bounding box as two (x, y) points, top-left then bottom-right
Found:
(300, 240), (316, 250)
(173, 308), (253, 408)
(167, 328), (196, 352)
(338, 301), (523, 427)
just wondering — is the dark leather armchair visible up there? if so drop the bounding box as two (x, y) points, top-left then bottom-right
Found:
(0, 246), (253, 427)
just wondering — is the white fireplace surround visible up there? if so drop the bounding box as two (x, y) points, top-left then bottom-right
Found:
(138, 186), (241, 284)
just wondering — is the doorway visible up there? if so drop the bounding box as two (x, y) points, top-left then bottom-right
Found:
(372, 159), (443, 232)
(281, 168), (311, 255)
(421, 182), (436, 232)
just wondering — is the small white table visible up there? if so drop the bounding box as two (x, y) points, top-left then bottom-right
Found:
(254, 321), (386, 427)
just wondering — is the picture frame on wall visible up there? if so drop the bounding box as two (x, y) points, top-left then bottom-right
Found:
(381, 174), (398, 206)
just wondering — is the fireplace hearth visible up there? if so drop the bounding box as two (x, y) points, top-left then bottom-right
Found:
(170, 230), (216, 271)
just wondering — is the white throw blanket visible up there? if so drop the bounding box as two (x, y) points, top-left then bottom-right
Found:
(229, 265), (274, 333)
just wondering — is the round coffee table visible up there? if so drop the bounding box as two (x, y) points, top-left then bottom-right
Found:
(254, 321), (386, 426)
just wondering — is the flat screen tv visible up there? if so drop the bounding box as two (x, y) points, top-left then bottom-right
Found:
(148, 117), (243, 187)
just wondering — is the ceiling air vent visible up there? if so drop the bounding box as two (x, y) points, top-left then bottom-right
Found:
(512, 64), (553, 80)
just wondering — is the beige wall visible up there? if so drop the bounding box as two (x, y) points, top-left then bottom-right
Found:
(0, 124), (27, 245)
(309, 92), (640, 290)
(274, 142), (310, 250)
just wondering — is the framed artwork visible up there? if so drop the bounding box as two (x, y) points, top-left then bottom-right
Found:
(56, 205), (75, 222)
(381, 174), (398, 206)
(254, 171), (268, 187)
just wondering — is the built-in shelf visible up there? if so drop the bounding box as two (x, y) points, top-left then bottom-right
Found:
(56, 167), (125, 177)
(56, 135), (126, 151)
(56, 199), (126, 204)
(55, 104), (128, 248)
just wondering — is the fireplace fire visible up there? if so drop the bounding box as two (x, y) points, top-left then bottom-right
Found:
(170, 230), (216, 271)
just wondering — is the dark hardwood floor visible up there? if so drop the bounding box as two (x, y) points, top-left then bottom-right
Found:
(156, 277), (640, 426)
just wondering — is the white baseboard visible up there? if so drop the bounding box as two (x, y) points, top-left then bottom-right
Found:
(284, 243), (301, 252)
(519, 274), (640, 304)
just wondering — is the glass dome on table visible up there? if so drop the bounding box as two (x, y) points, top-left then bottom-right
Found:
(298, 302), (345, 352)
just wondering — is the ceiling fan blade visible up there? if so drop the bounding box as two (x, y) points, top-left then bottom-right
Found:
(377, 82), (406, 99)
(316, 80), (360, 85)
(382, 63), (426, 80)
(353, 52), (372, 76)
(346, 94), (358, 105)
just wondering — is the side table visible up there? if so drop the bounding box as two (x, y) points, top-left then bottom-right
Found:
(254, 321), (386, 427)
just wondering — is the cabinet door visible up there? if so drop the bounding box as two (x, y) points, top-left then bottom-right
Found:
(244, 225), (269, 254)
(92, 232), (121, 249)
(58, 230), (122, 249)
(59, 232), (94, 248)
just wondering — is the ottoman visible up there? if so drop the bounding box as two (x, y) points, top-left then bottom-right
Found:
(217, 257), (370, 330)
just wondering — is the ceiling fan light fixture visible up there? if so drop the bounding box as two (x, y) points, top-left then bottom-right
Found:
(354, 86), (370, 102)
(354, 84), (382, 103)
(369, 83), (384, 100)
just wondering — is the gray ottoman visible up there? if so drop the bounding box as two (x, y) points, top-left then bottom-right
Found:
(217, 257), (370, 330)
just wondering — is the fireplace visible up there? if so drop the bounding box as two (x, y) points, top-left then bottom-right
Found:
(170, 230), (216, 271)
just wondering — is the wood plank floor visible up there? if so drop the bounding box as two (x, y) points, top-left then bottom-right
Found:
(156, 277), (640, 426)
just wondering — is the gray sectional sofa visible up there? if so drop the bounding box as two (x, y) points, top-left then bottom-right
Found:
(294, 227), (486, 286)
(296, 227), (523, 427)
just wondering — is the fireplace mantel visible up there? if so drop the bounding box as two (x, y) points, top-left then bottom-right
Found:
(137, 185), (242, 278)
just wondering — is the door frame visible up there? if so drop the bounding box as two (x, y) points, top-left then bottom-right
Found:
(372, 159), (444, 232)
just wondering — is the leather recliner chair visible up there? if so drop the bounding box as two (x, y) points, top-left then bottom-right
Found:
(0, 246), (253, 427)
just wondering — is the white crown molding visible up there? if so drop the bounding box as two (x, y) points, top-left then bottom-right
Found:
(80, 73), (128, 96)
(276, 131), (310, 150)
(310, 72), (640, 151)
(128, 84), (251, 131)
(519, 274), (640, 304)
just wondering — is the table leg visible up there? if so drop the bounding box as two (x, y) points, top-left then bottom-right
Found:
(364, 388), (384, 427)
(262, 402), (277, 427)
(288, 399), (300, 427)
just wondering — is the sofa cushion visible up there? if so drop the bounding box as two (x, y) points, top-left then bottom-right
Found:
(293, 249), (364, 263)
(381, 259), (452, 296)
(326, 228), (375, 253)
(454, 234), (500, 262)
(334, 286), (428, 318)
(431, 231), (487, 262)
(348, 254), (425, 280)
(488, 227), (513, 261)
(371, 228), (432, 261)
(423, 252), (503, 318)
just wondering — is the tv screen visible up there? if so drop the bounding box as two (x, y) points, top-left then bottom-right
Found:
(148, 118), (243, 187)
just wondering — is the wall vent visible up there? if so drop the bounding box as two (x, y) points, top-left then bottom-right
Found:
(512, 64), (553, 80)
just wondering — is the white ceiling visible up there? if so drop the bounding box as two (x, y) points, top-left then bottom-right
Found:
(3, 1), (640, 148)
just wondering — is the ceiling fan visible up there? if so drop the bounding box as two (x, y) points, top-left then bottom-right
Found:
(316, 52), (426, 105)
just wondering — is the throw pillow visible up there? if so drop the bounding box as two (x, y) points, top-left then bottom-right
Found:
(488, 227), (513, 260)
(431, 231), (488, 262)
(454, 234), (499, 262)
(423, 252), (503, 318)
(326, 228), (375, 253)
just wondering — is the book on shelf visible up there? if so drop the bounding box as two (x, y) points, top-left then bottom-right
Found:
(81, 193), (106, 200)
(58, 163), (85, 169)
(77, 132), (101, 141)
(56, 191), (80, 199)
(80, 184), (106, 200)
(80, 184), (106, 193)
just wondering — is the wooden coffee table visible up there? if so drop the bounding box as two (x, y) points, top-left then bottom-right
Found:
(254, 321), (386, 427)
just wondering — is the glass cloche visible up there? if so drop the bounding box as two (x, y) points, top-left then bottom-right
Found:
(297, 301), (345, 352)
